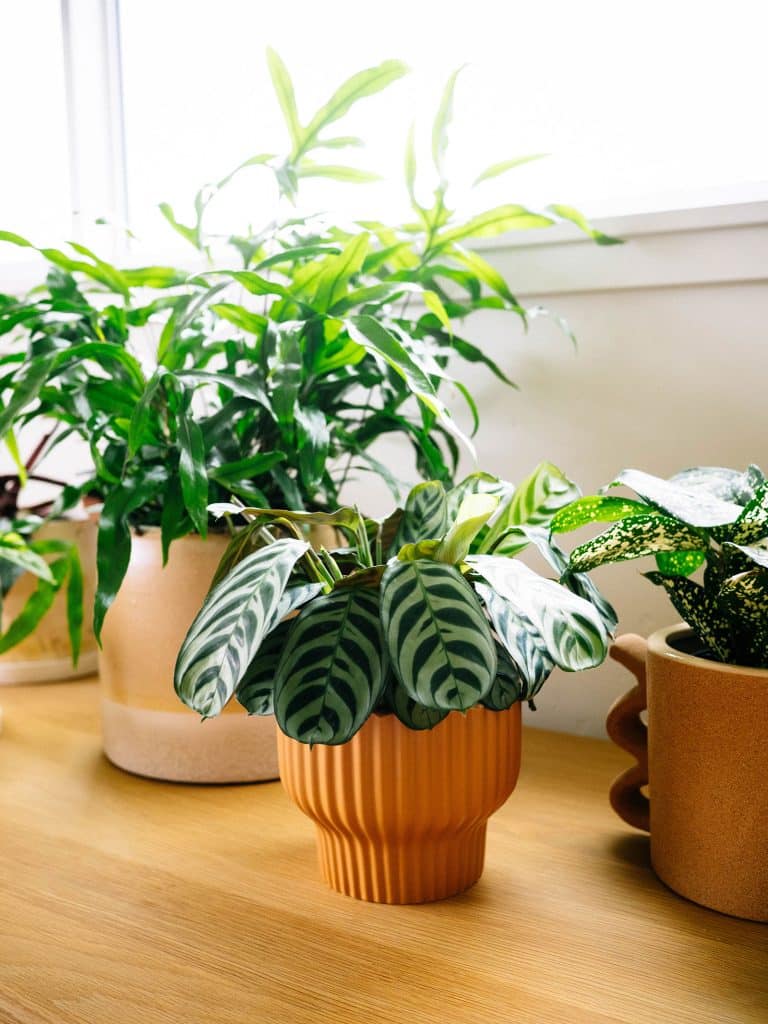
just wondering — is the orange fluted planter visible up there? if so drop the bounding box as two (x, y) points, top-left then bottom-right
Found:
(277, 703), (522, 904)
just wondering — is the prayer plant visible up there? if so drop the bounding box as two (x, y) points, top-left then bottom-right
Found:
(0, 52), (615, 646)
(175, 464), (616, 744)
(553, 465), (768, 668)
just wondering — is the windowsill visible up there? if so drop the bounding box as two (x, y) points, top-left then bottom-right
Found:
(476, 199), (768, 295)
(2, 200), (767, 298)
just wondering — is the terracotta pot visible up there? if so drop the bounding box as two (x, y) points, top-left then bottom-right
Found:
(278, 704), (522, 904)
(99, 530), (279, 784)
(0, 517), (98, 685)
(608, 626), (768, 921)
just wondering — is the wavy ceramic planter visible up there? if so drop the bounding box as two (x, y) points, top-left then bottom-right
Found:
(0, 517), (98, 685)
(609, 626), (768, 921)
(278, 703), (522, 904)
(99, 530), (279, 784)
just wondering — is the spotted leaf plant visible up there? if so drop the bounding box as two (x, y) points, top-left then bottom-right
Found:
(175, 464), (613, 745)
(553, 465), (768, 668)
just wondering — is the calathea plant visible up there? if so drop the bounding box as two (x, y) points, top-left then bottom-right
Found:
(175, 466), (614, 745)
(552, 465), (768, 668)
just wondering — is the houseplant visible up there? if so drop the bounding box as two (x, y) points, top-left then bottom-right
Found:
(554, 465), (768, 920)
(0, 427), (95, 683)
(0, 50), (615, 779)
(175, 467), (614, 902)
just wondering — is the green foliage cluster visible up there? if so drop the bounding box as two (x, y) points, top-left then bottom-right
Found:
(175, 463), (616, 744)
(0, 51), (615, 651)
(554, 466), (768, 668)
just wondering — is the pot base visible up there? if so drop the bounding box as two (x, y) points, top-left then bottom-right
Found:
(0, 650), (99, 686)
(316, 822), (487, 903)
(101, 698), (279, 784)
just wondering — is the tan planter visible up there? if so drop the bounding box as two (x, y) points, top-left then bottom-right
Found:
(0, 517), (98, 685)
(278, 704), (522, 904)
(609, 626), (768, 921)
(99, 530), (279, 783)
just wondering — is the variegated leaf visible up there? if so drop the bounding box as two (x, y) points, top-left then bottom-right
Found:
(718, 569), (768, 667)
(728, 481), (768, 544)
(383, 673), (448, 730)
(274, 587), (386, 744)
(550, 495), (651, 534)
(380, 558), (496, 710)
(724, 541), (768, 569)
(446, 471), (513, 521)
(670, 465), (764, 505)
(469, 555), (609, 672)
(391, 480), (448, 552)
(481, 461), (580, 553)
(482, 639), (527, 710)
(475, 583), (554, 695)
(237, 618), (293, 715)
(175, 538), (309, 717)
(654, 550), (707, 576)
(569, 515), (706, 573)
(645, 571), (732, 662)
(612, 469), (742, 528)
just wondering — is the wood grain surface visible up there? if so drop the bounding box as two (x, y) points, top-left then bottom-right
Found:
(0, 680), (765, 1024)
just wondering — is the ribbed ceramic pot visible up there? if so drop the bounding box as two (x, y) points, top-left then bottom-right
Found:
(609, 626), (768, 921)
(99, 529), (279, 784)
(278, 703), (522, 904)
(0, 517), (98, 685)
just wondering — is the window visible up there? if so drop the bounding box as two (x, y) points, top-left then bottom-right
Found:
(0, 1), (71, 251)
(2, 0), (767, 265)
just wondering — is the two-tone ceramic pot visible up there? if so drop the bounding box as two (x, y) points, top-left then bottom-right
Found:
(609, 626), (768, 921)
(99, 530), (279, 783)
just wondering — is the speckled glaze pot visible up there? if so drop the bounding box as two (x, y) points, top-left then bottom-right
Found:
(278, 704), (522, 904)
(99, 530), (279, 784)
(0, 517), (98, 685)
(609, 626), (768, 921)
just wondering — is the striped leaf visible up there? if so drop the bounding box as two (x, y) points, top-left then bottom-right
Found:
(446, 471), (513, 521)
(469, 555), (608, 672)
(237, 618), (292, 715)
(568, 515), (706, 573)
(481, 462), (579, 553)
(274, 587), (386, 745)
(476, 582), (554, 696)
(175, 538), (309, 718)
(383, 673), (448, 730)
(380, 559), (496, 710)
(482, 639), (527, 710)
(391, 480), (448, 552)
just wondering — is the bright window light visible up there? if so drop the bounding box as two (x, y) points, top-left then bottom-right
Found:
(0, 1), (71, 250)
(118, 0), (768, 252)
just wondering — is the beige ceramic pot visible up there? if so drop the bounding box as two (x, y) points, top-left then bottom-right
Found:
(0, 517), (98, 684)
(278, 704), (522, 904)
(99, 529), (279, 784)
(609, 626), (768, 921)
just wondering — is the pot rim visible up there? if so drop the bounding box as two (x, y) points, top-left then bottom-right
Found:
(649, 623), (768, 678)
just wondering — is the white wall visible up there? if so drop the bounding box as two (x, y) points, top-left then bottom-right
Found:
(346, 205), (768, 737)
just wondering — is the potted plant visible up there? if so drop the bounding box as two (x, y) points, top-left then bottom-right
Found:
(175, 467), (613, 903)
(0, 51), (615, 781)
(0, 426), (95, 683)
(553, 465), (768, 921)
